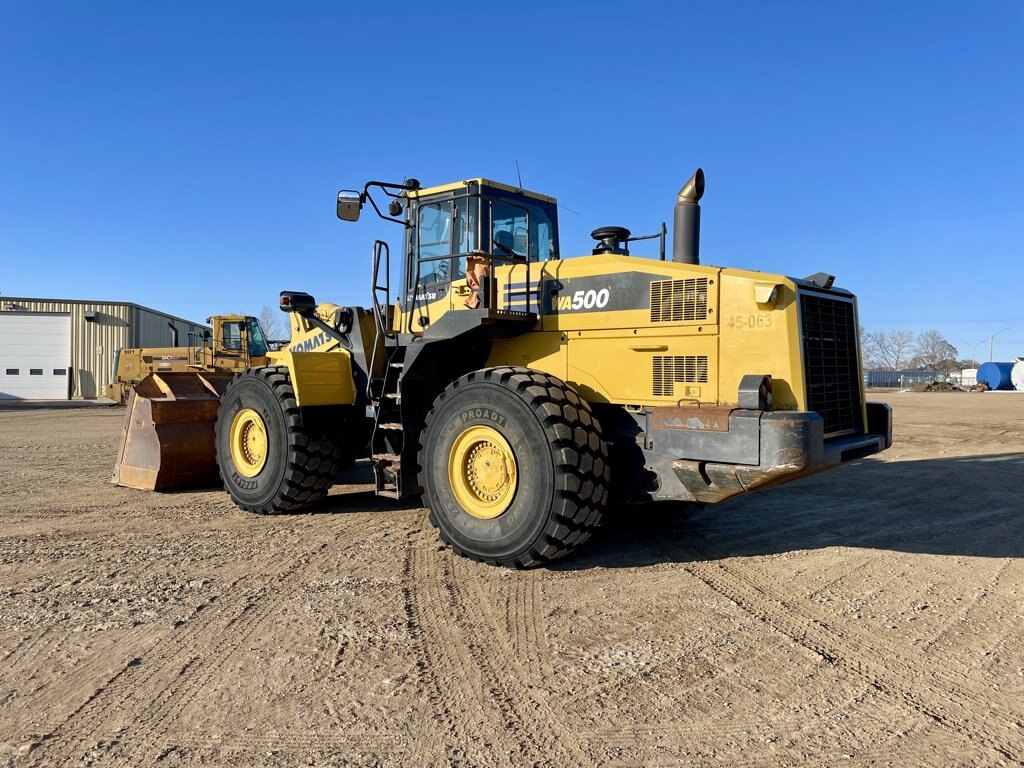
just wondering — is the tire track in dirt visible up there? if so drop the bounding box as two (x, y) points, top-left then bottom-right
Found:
(502, 569), (550, 682)
(402, 537), (523, 766)
(573, 634), (772, 696)
(402, 534), (591, 766)
(4, 442), (114, 453)
(167, 730), (401, 756)
(24, 543), (334, 767)
(804, 555), (874, 600)
(920, 557), (1015, 653)
(680, 554), (1022, 762)
(20, 594), (228, 765)
(115, 543), (341, 766)
(446, 557), (595, 766)
(693, 540), (1023, 721)
(399, 538), (452, 767)
(2, 628), (166, 741)
(0, 633), (33, 666)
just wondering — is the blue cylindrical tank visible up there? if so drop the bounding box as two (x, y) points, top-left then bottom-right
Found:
(976, 361), (1016, 390)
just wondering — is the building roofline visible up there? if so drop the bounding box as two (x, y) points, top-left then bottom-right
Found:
(1, 296), (209, 328)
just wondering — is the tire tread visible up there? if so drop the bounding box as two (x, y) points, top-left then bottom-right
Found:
(421, 366), (611, 568)
(216, 366), (343, 515)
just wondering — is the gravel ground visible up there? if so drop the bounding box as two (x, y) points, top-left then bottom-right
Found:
(0, 391), (1022, 767)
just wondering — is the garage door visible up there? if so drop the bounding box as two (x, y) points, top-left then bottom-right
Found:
(0, 312), (72, 399)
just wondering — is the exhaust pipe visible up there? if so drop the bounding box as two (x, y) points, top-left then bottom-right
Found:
(672, 168), (705, 265)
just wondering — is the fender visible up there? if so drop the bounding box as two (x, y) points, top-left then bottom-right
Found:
(267, 349), (356, 407)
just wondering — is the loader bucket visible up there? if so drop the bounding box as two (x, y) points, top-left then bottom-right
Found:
(112, 372), (234, 491)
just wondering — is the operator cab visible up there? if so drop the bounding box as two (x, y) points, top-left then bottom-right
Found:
(337, 177), (561, 336)
(208, 315), (269, 359)
(403, 179), (560, 294)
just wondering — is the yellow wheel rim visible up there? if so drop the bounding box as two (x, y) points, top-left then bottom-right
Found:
(448, 425), (518, 519)
(229, 408), (268, 478)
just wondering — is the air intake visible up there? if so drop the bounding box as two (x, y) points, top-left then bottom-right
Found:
(799, 292), (862, 436)
(650, 278), (708, 322)
(653, 355), (709, 397)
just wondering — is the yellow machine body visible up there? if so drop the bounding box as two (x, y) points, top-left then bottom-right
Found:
(363, 175), (888, 510)
(113, 305), (363, 490)
(104, 314), (272, 404)
(396, 254), (826, 415)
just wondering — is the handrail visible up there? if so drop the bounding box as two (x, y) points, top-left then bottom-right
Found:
(371, 240), (394, 339)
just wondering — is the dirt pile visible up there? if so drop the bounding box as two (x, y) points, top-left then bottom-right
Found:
(911, 380), (962, 392)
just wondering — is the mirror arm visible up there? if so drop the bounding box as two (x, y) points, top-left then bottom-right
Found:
(362, 188), (408, 227)
(361, 180), (420, 227)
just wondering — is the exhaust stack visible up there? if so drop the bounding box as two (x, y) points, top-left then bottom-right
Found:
(672, 168), (705, 265)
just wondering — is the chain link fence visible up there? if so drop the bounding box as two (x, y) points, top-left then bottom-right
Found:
(864, 370), (939, 389)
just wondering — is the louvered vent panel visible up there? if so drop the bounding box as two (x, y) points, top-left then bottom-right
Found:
(650, 278), (709, 322)
(652, 356), (709, 397)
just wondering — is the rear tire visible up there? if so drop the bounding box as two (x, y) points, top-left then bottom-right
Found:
(215, 366), (344, 514)
(420, 367), (610, 568)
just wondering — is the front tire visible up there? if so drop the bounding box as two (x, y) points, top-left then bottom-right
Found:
(420, 367), (610, 568)
(215, 366), (344, 514)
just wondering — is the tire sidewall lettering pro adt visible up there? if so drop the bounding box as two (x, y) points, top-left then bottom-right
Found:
(216, 375), (288, 506)
(425, 385), (555, 560)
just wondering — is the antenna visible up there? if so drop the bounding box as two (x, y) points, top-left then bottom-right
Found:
(515, 160), (523, 191)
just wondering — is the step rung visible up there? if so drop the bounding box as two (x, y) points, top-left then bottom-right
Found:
(373, 452), (401, 463)
(384, 393), (401, 400)
(376, 488), (401, 499)
(378, 422), (403, 431)
(389, 362), (404, 369)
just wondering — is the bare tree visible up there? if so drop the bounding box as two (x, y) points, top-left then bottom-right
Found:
(912, 330), (958, 375)
(862, 330), (915, 370)
(257, 305), (286, 341)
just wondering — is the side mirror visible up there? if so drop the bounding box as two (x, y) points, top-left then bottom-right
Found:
(337, 190), (363, 221)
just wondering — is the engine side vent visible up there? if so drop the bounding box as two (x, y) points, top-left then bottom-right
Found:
(650, 277), (708, 322)
(653, 355), (709, 397)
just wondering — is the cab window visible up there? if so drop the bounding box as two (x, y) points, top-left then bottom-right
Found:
(221, 322), (243, 352)
(492, 201), (528, 260)
(246, 318), (269, 357)
(451, 198), (478, 281)
(414, 201), (452, 287)
(486, 196), (559, 263)
(527, 202), (557, 261)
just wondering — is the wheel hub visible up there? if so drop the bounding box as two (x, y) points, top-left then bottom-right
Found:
(229, 408), (268, 478)
(448, 425), (518, 519)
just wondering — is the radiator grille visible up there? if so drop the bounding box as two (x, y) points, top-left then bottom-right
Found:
(653, 355), (709, 397)
(650, 278), (708, 322)
(799, 292), (862, 436)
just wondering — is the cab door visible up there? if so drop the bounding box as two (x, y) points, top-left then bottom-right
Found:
(406, 196), (481, 331)
(405, 199), (455, 333)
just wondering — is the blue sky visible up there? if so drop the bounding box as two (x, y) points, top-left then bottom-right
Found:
(1, 1), (1021, 359)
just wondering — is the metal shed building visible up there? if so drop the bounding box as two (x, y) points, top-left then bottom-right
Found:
(0, 297), (208, 400)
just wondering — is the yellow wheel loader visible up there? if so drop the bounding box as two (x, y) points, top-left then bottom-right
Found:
(104, 314), (271, 404)
(116, 171), (892, 568)
(110, 314), (272, 488)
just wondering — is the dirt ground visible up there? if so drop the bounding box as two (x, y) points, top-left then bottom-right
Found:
(0, 392), (1022, 767)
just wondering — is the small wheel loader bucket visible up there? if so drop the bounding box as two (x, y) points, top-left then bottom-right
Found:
(112, 372), (235, 491)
